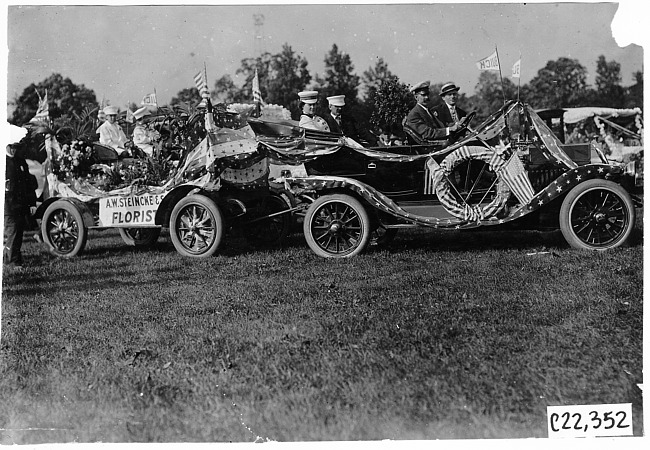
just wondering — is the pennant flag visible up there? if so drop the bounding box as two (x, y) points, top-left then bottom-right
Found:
(476, 50), (500, 71)
(194, 69), (209, 98)
(512, 59), (521, 78)
(29, 89), (49, 125)
(141, 92), (157, 106)
(126, 107), (135, 123)
(252, 68), (266, 106)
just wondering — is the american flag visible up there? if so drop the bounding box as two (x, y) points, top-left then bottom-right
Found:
(252, 68), (266, 106)
(194, 69), (209, 98)
(496, 152), (536, 204)
(141, 92), (158, 106)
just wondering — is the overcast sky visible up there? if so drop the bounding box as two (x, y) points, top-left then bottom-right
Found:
(2, 1), (646, 113)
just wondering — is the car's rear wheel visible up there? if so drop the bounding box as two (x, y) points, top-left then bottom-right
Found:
(170, 194), (224, 258)
(559, 179), (635, 250)
(304, 194), (371, 258)
(41, 200), (88, 258)
(119, 227), (161, 247)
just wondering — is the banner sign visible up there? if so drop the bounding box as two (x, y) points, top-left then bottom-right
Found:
(98, 193), (165, 227)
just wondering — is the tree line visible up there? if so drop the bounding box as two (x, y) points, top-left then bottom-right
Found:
(10, 43), (643, 138)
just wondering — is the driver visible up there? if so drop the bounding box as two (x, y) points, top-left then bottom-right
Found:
(432, 82), (468, 127)
(405, 81), (462, 142)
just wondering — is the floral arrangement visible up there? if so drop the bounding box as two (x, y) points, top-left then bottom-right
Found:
(52, 139), (95, 180)
(90, 157), (178, 192)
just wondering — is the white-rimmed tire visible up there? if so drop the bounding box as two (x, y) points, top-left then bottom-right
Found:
(169, 194), (224, 258)
(303, 194), (371, 258)
(41, 200), (88, 258)
(559, 179), (635, 250)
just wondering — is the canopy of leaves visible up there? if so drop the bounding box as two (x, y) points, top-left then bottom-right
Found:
(369, 78), (413, 133)
(10, 73), (98, 126)
(524, 57), (589, 109)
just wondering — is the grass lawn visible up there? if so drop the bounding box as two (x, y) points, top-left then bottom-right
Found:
(0, 212), (643, 443)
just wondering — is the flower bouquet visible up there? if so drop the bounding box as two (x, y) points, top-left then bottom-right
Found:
(52, 140), (95, 181)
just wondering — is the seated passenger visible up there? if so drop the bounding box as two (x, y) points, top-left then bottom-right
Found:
(97, 105), (129, 155)
(131, 107), (160, 157)
(405, 80), (461, 142)
(324, 94), (378, 146)
(431, 82), (468, 127)
(298, 90), (330, 131)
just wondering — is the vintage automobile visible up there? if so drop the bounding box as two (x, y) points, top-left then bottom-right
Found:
(247, 100), (643, 258)
(34, 107), (293, 259)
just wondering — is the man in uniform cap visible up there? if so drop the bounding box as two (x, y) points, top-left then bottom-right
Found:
(97, 105), (129, 155)
(404, 80), (463, 143)
(431, 82), (468, 128)
(298, 90), (329, 131)
(323, 94), (378, 146)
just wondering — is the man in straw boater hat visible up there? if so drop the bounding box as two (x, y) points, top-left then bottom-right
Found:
(404, 80), (464, 142)
(431, 82), (468, 128)
(298, 90), (330, 131)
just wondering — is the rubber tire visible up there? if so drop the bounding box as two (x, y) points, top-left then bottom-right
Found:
(559, 179), (635, 250)
(119, 227), (161, 247)
(41, 200), (88, 258)
(244, 193), (293, 248)
(303, 194), (371, 258)
(169, 194), (224, 258)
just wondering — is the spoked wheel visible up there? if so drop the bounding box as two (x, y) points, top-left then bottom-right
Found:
(169, 194), (224, 258)
(119, 227), (161, 247)
(41, 200), (88, 258)
(560, 179), (635, 250)
(304, 194), (371, 258)
(244, 193), (293, 247)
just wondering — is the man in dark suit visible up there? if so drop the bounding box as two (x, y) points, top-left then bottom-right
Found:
(404, 81), (462, 142)
(431, 82), (468, 127)
(324, 94), (378, 146)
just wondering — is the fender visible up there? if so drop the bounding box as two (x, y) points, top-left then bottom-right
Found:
(36, 197), (95, 228)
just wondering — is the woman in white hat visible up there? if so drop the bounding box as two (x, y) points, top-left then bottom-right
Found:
(131, 106), (159, 157)
(97, 105), (129, 154)
(298, 90), (330, 131)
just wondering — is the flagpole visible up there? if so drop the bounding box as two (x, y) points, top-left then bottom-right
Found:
(495, 45), (506, 107)
(517, 51), (521, 102)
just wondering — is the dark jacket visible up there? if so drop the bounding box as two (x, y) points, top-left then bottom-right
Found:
(323, 113), (378, 146)
(5, 153), (38, 214)
(431, 103), (468, 127)
(405, 103), (449, 141)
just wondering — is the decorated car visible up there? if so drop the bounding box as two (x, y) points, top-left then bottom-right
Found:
(247, 100), (643, 258)
(34, 102), (294, 259)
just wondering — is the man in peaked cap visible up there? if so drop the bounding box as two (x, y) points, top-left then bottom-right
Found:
(298, 90), (330, 131)
(97, 105), (129, 154)
(431, 82), (468, 128)
(404, 80), (464, 143)
(323, 94), (378, 146)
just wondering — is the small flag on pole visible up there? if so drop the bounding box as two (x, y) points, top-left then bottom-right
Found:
(194, 69), (210, 98)
(141, 92), (158, 106)
(476, 50), (500, 71)
(512, 59), (521, 78)
(29, 89), (49, 125)
(126, 105), (135, 123)
(252, 68), (266, 106)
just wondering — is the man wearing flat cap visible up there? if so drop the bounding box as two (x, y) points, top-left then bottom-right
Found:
(405, 80), (462, 142)
(432, 82), (468, 128)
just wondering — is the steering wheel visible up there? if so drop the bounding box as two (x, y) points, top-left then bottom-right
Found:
(449, 111), (476, 143)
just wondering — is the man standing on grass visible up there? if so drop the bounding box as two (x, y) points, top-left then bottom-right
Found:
(4, 143), (38, 268)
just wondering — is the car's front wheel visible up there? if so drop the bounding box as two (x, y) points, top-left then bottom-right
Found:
(559, 179), (635, 250)
(41, 200), (88, 258)
(169, 194), (224, 258)
(304, 194), (371, 258)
